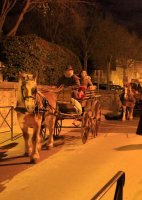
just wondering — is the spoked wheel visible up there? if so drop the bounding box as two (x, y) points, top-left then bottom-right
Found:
(90, 100), (101, 138)
(81, 112), (90, 144)
(91, 119), (99, 138)
(81, 126), (90, 144)
(54, 117), (62, 137)
(94, 100), (101, 121)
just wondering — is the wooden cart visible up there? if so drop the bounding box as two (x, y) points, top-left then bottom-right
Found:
(40, 87), (101, 144)
(55, 87), (101, 143)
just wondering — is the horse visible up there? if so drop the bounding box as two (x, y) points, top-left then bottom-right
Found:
(16, 72), (60, 163)
(120, 84), (136, 121)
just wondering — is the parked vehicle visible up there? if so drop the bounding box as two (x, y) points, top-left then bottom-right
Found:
(93, 82), (124, 93)
(93, 82), (107, 90)
(110, 85), (124, 93)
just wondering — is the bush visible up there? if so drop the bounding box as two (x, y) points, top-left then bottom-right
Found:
(0, 34), (82, 84)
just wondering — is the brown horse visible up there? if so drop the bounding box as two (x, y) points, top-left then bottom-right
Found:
(120, 84), (136, 121)
(16, 72), (60, 163)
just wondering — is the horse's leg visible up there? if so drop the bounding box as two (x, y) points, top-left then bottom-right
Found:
(30, 124), (41, 163)
(129, 107), (134, 120)
(126, 107), (130, 120)
(22, 127), (32, 156)
(17, 114), (32, 156)
(122, 106), (126, 121)
(45, 116), (55, 149)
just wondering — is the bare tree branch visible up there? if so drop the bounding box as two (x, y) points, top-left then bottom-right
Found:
(0, 0), (17, 35)
(7, 0), (31, 36)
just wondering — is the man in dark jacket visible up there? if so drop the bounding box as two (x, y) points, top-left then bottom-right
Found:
(57, 65), (82, 119)
(57, 65), (80, 88)
(136, 112), (142, 135)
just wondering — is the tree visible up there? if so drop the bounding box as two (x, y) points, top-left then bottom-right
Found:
(90, 13), (142, 86)
(0, 0), (17, 37)
(0, 0), (96, 38)
(41, 1), (97, 71)
(14, 0), (96, 72)
(0, 0), (49, 37)
(90, 13), (142, 66)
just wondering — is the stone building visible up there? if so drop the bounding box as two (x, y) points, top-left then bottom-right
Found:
(91, 60), (142, 86)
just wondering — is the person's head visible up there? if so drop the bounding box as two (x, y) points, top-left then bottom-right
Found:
(64, 65), (74, 77)
(81, 70), (87, 78)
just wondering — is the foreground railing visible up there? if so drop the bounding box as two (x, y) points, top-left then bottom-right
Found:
(0, 106), (14, 140)
(91, 171), (125, 200)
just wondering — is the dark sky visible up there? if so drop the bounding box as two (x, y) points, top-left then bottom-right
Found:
(99, 0), (142, 37)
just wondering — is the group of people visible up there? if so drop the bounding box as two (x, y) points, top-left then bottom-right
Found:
(56, 66), (142, 136)
(57, 65), (96, 100)
(57, 65), (96, 118)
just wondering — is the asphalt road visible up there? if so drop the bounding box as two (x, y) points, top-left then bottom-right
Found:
(0, 116), (140, 199)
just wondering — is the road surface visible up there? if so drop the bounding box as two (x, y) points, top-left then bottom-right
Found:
(0, 117), (142, 200)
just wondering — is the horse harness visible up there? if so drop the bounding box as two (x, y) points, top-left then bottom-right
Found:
(16, 82), (58, 116)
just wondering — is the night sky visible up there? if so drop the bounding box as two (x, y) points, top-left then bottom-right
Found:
(99, 0), (142, 37)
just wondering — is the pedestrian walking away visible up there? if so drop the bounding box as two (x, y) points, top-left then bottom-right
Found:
(136, 111), (142, 135)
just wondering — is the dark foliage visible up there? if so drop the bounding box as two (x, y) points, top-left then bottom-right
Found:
(0, 34), (82, 84)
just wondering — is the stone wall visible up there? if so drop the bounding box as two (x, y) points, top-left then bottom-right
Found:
(0, 82), (18, 131)
(0, 82), (19, 142)
(96, 90), (121, 113)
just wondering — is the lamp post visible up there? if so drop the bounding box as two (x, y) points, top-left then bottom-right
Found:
(107, 55), (112, 90)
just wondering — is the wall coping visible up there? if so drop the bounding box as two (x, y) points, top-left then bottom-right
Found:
(0, 82), (18, 89)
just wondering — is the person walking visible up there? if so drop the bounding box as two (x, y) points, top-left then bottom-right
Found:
(136, 112), (142, 135)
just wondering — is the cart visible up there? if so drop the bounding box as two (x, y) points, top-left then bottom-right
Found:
(40, 87), (101, 144)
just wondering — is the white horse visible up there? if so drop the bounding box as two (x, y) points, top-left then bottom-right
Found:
(16, 72), (59, 163)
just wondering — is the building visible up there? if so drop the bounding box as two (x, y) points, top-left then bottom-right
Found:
(91, 60), (142, 86)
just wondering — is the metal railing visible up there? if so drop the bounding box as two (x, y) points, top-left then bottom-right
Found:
(0, 106), (14, 140)
(91, 171), (125, 200)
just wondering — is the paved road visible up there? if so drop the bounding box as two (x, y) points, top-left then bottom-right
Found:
(0, 116), (141, 200)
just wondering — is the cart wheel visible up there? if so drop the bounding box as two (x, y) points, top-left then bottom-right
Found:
(91, 119), (99, 138)
(90, 100), (101, 138)
(95, 101), (101, 121)
(54, 118), (62, 137)
(40, 125), (47, 142)
(81, 126), (90, 144)
(81, 112), (90, 144)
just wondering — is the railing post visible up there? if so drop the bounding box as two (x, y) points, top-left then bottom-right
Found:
(114, 172), (125, 200)
(91, 171), (125, 200)
(0, 106), (14, 141)
(11, 106), (14, 140)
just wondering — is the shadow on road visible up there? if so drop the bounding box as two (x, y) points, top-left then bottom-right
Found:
(0, 137), (64, 193)
(115, 144), (142, 151)
(0, 142), (18, 149)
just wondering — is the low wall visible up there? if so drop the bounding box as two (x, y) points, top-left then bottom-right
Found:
(96, 90), (121, 113)
(0, 82), (19, 142)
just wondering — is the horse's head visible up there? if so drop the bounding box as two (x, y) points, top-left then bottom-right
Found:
(19, 72), (38, 113)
